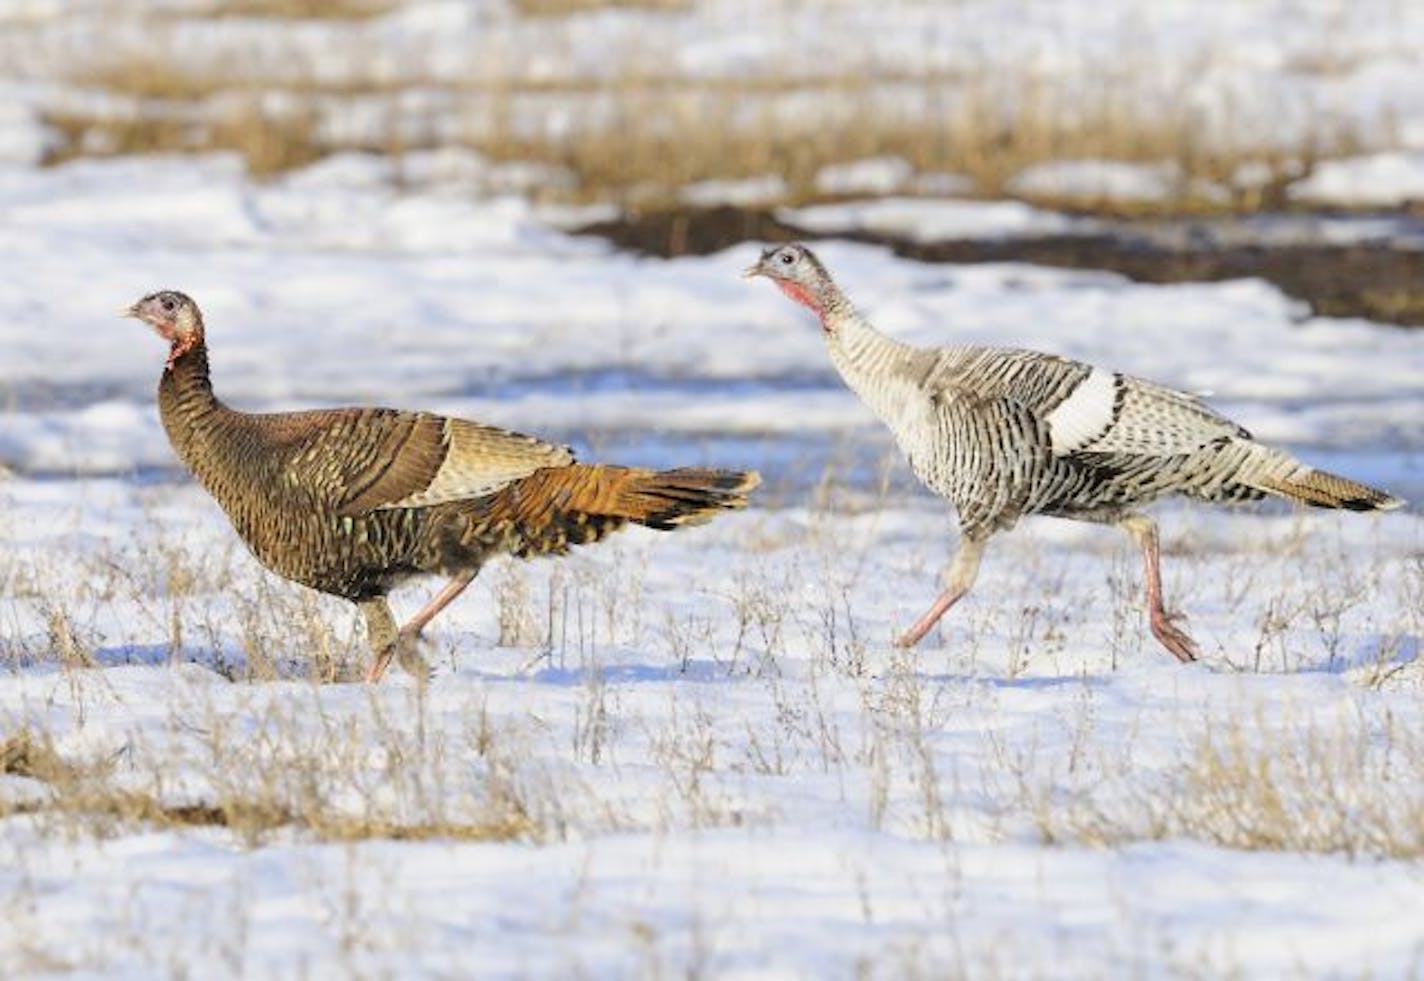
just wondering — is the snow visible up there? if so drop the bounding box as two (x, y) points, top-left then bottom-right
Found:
(1, 473), (1421, 977)
(4, 0), (1424, 205)
(1, 0), (1424, 967)
(679, 175), (789, 208)
(786, 192), (1424, 249)
(1006, 159), (1180, 203)
(814, 156), (914, 197)
(1289, 150), (1424, 207)
(0, 95), (57, 166)
(1, 160), (1419, 481)
(6, 815), (1424, 976)
(781, 197), (1097, 242)
(0, 152), (1420, 977)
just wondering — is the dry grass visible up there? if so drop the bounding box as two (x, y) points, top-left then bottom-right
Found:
(46, 98), (326, 177)
(2, 475), (1418, 867)
(392, 86), (1333, 208)
(0, 718), (534, 846)
(192, 0), (396, 18)
(513, 0), (691, 15)
(42, 40), (1374, 212)
(1011, 710), (1424, 859)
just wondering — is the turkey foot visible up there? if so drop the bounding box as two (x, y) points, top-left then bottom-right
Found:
(367, 630), (431, 684)
(1148, 607), (1199, 663)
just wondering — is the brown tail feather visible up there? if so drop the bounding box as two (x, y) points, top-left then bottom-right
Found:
(468, 464), (760, 557)
(1255, 467), (1404, 512)
(604, 465), (761, 529)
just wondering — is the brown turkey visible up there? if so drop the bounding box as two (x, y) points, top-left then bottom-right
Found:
(125, 290), (760, 683)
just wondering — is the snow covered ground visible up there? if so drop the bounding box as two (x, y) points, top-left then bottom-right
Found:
(1, 153), (1422, 977)
(5, 0), (1424, 209)
(4, 155), (1422, 482)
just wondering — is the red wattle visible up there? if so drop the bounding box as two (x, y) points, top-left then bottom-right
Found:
(775, 280), (820, 313)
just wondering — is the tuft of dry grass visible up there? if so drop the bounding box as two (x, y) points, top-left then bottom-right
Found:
(1015, 711), (1424, 859)
(0, 722), (534, 846)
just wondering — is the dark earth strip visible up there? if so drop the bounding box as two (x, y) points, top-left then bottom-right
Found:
(575, 206), (1424, 327)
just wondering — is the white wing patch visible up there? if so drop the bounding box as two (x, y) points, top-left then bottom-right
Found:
(1044, 367), (1118, 454)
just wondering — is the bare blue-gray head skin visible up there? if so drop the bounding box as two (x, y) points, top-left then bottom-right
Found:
(744, 243), (850, 329)
(123, 290), (204, 369)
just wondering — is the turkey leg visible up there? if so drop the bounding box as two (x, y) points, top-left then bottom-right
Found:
(361, 568), (479, 683)
(1119, 513), (1198, 663)
(895, 536), (986, 648)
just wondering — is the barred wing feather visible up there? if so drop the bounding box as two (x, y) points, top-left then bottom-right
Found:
(276, 409), (575, 516)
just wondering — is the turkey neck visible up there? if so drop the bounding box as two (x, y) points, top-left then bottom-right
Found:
(156, 339), (245, 497)
(823, 303), (925, 428)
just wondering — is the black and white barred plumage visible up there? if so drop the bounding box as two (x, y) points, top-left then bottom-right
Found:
(831, 339), (1294, 536)
(748, 243), (1402, 662)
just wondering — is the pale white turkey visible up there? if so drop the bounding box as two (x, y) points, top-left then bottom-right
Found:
(746, 243), (1403, 662)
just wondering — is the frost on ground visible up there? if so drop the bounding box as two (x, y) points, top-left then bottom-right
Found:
(0, 156), (1422, 977)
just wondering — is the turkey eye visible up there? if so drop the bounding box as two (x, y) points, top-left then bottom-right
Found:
(779, 252), (794, 264)
(161, 298), (175, 312)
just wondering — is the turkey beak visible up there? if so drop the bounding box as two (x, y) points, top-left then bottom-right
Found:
(742, 260), (766, 280)
(120, 303), (140, 319)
